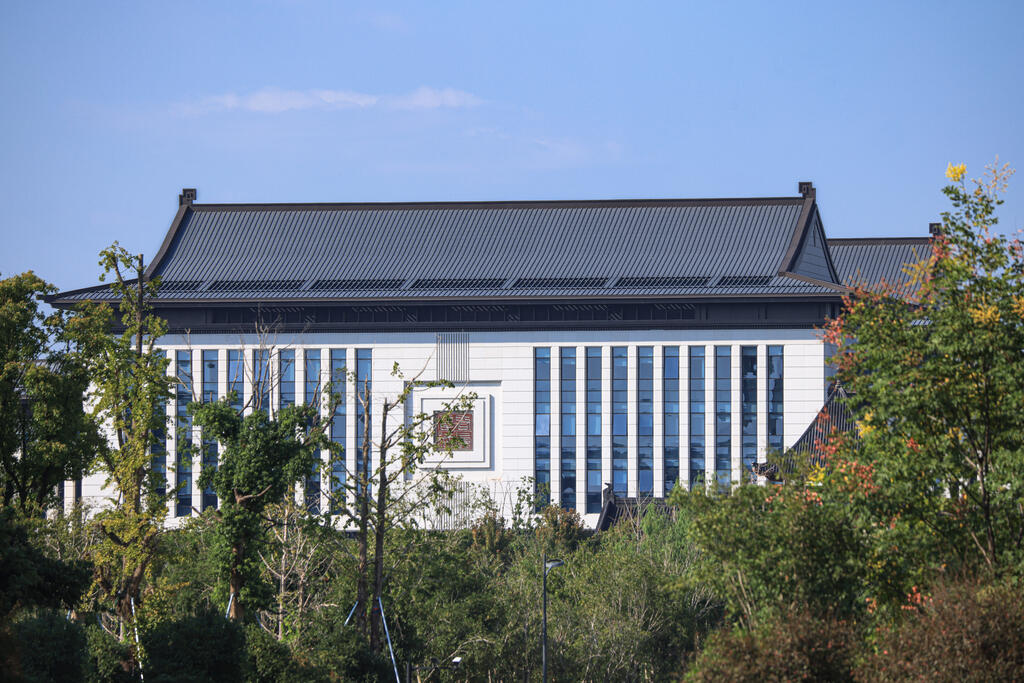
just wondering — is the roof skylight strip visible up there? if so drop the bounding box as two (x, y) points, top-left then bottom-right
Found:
(308, 278), (406, 291)
(510, 277), (609, 289)
(613, 276), (710, 289)
(409, 278), (507, 290)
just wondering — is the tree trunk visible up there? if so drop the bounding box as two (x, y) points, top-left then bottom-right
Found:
(278, 514), (287, 640)
(229, 544), (246, 620)
(371, 403), (390, 654)
(355, 398), (371, 639)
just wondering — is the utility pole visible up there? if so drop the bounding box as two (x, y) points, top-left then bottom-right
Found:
(542, 553), (563, 683)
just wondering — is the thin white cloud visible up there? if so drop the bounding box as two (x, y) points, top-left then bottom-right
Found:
(388, 86), (482, 110)
(174, 86), (481, 116)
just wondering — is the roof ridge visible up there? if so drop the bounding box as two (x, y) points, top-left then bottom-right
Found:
(187, 196), (806, 211)
(828, 237), (930, 245)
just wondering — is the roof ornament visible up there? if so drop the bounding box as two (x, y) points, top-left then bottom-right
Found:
(179, 188), (197, 206)
(798, 181), (815, 199)
(929, 222), (943, 236)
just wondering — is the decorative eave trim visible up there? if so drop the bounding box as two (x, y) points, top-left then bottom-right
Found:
(144, 203), (191, 280)
(779, 195), (815, 274)
(777, 271), (849, 293)
(777, 202), (841, 285)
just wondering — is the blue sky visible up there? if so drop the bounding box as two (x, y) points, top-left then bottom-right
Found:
(2, 1), (1022, 291)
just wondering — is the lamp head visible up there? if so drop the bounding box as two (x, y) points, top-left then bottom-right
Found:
(545, 559), (564, 573)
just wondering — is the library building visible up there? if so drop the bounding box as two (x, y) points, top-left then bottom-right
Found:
(51, 183), (928, 528)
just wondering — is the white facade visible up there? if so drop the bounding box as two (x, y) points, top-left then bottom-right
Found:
(68, 328), (826, 529)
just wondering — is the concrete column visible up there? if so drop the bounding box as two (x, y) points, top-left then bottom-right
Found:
(626, 344), (637, 498)
(704, 345), (714, 492)
(575, 345), (586, 516)
(601, 345), (612, 497)
(549, 346), (560, 507)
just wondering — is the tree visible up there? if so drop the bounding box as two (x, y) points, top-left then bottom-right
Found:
(256, 497), (338, 641)
(672, 483), (869, 628)
(0, 272), (101, 512)
(74, 244), (174, 635)
(189, 395), (330, 622)
(824, 161), (1024, 577)
(326, 363), (475, 656)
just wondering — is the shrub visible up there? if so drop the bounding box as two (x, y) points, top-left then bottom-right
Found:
(244, 624), (323, 683)
(857, 580), (1024, 682)
(7, 611), (88, 682)
(84, 624), (134, 683)
(141, 610), (246, 682)
(686, 609), (857, 682)
(534, 505), (585, 555)
(294, 608), (388, 682)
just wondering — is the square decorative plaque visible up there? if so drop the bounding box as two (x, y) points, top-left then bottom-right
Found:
(434, 410), (473, 451)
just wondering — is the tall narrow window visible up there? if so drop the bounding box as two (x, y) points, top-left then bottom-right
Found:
(559, 348), (576, 510)
(253, 349), (270, 413)
(715, 346), (732, 490)
(227, 350), (243, 412)
(664, 347), (680, 493)
(637, 347), (654, 496)
(741, 346), (757, 481)
(175, 351), (193, 517)
(355, 349), (372, 496)
(151, 350), (167, 498)
(274, 348), (295, 510)
(534, 348), (551, 507)
(201, 350), (218, 511)
(689, 347), (705, 489)
(305, 350), (322, 514)
(768, 345), (784, 455)
(280, 350), (295, 407)
(330, 349), (346, 513)
(611, 347), (628, 496)
(586, 347), (602, 514)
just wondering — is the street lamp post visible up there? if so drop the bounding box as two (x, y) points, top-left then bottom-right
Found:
(542, 553), (563, 683)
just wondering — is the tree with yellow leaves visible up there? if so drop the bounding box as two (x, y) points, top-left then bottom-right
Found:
(824, 160), (1024, 580)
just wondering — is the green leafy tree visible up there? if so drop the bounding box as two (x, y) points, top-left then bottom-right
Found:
(74, 245), (173, 634)
(0, 272), (101, 512)
(189, 397), (327, 622)
(673, 484), (869, 629)
(824, 161), (1024, 577)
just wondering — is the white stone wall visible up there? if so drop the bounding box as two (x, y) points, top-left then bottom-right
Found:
(67, 328), (826, 529)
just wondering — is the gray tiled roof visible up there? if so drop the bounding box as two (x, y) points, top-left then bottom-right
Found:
(829, 238), (930, 294)
(52, 195), (867, 303)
